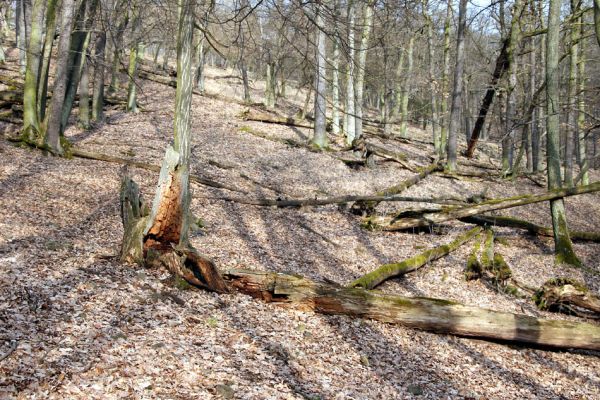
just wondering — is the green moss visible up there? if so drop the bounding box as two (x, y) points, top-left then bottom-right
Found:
(173, 275), (193, 290)
(206, 316), (219, 328)
(491, 253), (512, 282)
(480, 229), (494, 270)
(552, 211), (583, 268)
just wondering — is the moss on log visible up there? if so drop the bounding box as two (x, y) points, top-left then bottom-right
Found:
(349, 226), (482, 289)
(461, 214), (600, 242)
(364, 181), (600, 231)
(224, 268), (600, 350)
(534, 278), (600, 315)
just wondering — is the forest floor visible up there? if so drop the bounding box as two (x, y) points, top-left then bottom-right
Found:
(1, 61), (600, 399)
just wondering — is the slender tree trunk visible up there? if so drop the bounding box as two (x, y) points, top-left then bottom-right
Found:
(399, 36), (414, 138)
(577, 17), (589, 185)
(60, 0), (98, 134)
(424, 1), (440, 154)
(446, 0), (468, 171)
(92, 31), (106, 122)
(312, 1), (328, 149)
(193, 34), (205, 92)
(16, 0), (27, 75)
(126, 4), (142, 113)
(354, 0), (374, 141)
(37, 0), (58, 121)
(344, 1), (356, 145)
(440, 0), (452, 155)
(565, 0), (580, 187)
(108, 0), (129, 94)
(45, 0), (76, 154)
(265, 62), (276, 109)
(78, 47), (90, 128)
(332, 34), (341, 136)
(546, 0), (581, 267)
(21, 0), (45, 142)
(594, 0), (600, 47)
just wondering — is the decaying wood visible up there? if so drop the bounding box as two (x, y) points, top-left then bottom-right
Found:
(460, 214), (600, 242)
(351, 162), (442, 214)
(364, 181), (600, 231)
(238, 125), (307, 148)
(349, 226), (482, 289)
(352, 139), (414, 171)
(223, 268), (600, 350)
(120, 160), (228, 292)
(204, 193), (468, 208)
(241, 110), (315, 130)
(534, 278), (600, 316)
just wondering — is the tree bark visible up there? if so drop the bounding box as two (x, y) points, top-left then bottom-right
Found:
(92, 31), (106, 122)
(37, 0), (58, 122)
(354, 0), (374, 141)
(399, 36), (414, 139)
(21, 0), (45, 142)
(311, 1), (328, 149)
(44, 0), (76, 154)
(546, 0), (581, 267)
(224, 268), (600, 350)
(344, 0), (356, 145)
(446, 0), (467, 171)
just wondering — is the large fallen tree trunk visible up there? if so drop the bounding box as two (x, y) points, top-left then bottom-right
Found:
(349, 226), (482, 289)
(460, 214), (600, 242)
(223, 268), (600, 350)
(351, 162), (442, 214)
(207, 193), (467, 208)
(364, 181), (600, 231)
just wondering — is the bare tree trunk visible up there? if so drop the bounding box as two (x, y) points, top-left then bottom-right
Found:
(16, 0), (27, 75)
(92, 31), (106, 122)
(546, 0), (581, 267)
(446, 0), (468, 171)
(126, 4), (142, 113)
(78, 46), (90, 128)
(21, 0), (45, 142)
(312, 1), (327, 149)
(399, 36), (414, 138)
(354, 0), (374, 141)
(424, 0), (440, 154)
(564, 0), (580, 187)
(44, 0), (76, 154)
(577, 16), (589, 185)
(37, 0), (58, 121)
(332, 33), (341, 136)
(439, 0), (452, 155)
(344, 0), (356, 145)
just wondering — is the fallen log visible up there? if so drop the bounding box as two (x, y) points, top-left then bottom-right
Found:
(351, 162), (442, 214)
(224, 268), (600, 350)
(349, 226), (482, 289)
(204, 193), (467, 207)
(241, 110), (314, 130)
(353, 139), (414, 171)
(460, 214), (600, 242)
(364, 181), (600, 231)
(71, 148), (245, 193)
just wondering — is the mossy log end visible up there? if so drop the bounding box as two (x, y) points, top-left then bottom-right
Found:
(349, 226), (483, 290)
(364, 181), (600, 231)
(120, 151), (228, 293)
(351, 162), (442, 215)
(534, 278), (600, 316)
(224, 268), (600, 350)
(461, 214), (600, 243)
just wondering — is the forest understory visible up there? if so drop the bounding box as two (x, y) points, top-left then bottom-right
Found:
(1, 49), (600, 399)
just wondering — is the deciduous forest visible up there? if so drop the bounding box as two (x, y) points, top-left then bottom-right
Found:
(1, 0), (600, 398)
